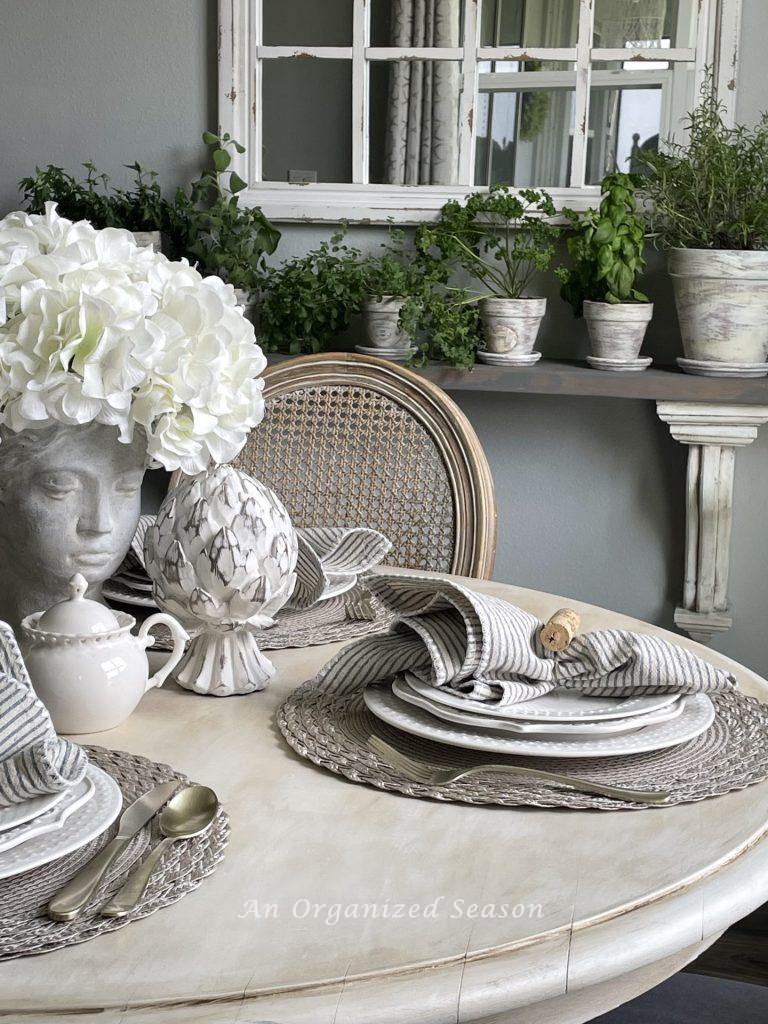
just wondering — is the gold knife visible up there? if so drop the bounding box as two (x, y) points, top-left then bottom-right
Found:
(47, 779), (180, 922)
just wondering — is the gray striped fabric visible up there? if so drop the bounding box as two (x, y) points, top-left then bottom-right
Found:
(289, 527), (392, 610)
(0, 625), (89, 806)
(314, 574), (736, 704)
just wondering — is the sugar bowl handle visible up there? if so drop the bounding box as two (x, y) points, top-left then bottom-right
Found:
(139, 614), (190, 690)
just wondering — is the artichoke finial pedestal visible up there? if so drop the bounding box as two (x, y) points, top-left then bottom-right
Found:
(145, 465), (298, 696)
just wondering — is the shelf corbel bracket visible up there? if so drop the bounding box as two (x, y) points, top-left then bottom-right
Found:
(657, 402), (768, 644)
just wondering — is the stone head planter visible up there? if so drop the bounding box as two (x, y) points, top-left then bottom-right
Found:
(479, 297), (546, 356)
(669, 249), (768, 376)
(234, 288), (259, 330)
(361, 296), (411, 350)
(0, 422), (147, 634)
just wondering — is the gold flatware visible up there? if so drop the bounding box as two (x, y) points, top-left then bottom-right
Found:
(101, 785), (219, 918)
(47, 779), (180, 922)
(367, 734), (671, 805)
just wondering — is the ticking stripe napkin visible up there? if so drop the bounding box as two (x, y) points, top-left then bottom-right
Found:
(289, 527), (393, 610)
(0, 631), (89, 806)
(315, 574), (736, 704)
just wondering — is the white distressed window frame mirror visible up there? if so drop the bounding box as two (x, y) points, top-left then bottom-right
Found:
(219, 0), (743, 223)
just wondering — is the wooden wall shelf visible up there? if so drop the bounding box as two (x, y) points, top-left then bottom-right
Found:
(415, 360), (768, 404)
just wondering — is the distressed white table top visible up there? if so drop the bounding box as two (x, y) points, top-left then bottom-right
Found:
(2, 574), (768, 1024)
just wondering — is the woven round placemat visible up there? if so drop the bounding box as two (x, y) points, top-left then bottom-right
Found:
(278, 681), (768, 811)
(127, 585), (395, 653)
(0, 747), (229, 960)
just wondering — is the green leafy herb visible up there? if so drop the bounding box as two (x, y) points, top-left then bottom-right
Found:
(641, 75), (768, 251)
(557, 172), (649, 315)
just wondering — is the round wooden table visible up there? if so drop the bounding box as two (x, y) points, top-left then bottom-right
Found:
(3, 574), (768, 1024)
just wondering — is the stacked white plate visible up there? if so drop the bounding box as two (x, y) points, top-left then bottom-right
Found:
(0, 765), (122, 880)
(363, 673), (715, 759)
(103, 514), (158, 609)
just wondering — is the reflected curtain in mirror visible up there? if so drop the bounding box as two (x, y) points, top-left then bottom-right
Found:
(384, 0), (462, 185)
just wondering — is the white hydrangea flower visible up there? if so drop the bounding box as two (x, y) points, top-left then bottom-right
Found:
(0, 204), (265, 473)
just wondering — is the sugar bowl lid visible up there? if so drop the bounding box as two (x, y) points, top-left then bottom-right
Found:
(36, 574), (121, 635)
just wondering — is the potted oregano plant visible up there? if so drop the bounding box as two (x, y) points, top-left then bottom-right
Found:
(168, 132), (280, 323)
(641, 79), (768, 376)
(358, 232), (423, 359)
(417, 186), (559, 365)
(557, 172), (652, 371)
(20, 162), (169, 250)
(258, 230), (367, 354)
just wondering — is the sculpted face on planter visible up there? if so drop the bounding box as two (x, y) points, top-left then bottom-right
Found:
(0, 422), (146, 633)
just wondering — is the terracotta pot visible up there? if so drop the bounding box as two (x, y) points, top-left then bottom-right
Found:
(583, 301), (653, 360)
(479, 297), (546, 355)
(361, 296), (412, 350)
(669, 248), (768, 372)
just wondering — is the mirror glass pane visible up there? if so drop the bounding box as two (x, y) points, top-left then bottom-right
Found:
(586, 82), (663, 183)
(262, 60), (352, 182)
(370, 0), (463, 48)
(263, 0), (353, 46)
(480, 0), (579, 48)
(369, 60), (462, 185)
(593, 0), (686, 49)
(475, 64), (576, 187)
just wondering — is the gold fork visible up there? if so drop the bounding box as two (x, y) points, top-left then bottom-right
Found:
(367, 734), (671, 805)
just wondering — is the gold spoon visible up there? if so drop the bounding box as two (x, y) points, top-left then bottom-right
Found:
(101, 785), (219, 918)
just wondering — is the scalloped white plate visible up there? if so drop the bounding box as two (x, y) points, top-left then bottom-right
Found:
(364, 685), (714, 759)
(403, 673), (681, 722)
(392, 677), (686, 736)
(0, 787), (68, 834)
(0, 774), (95, 853)
(0, 765), (122, 880)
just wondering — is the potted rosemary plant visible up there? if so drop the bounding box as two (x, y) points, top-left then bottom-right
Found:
(557, 172), (652, 371)
(642, 82), (768, 376)
(417, 186), (559, 365)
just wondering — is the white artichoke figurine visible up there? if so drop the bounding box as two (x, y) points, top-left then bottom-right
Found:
(145, 465), (298, 696)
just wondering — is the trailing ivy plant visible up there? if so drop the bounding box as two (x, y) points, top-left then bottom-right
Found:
(556, 172), (649, 316)
(415, 186), (560, 300)
(640, 76), (768, 251)
(258, 229), (368, 354)
(167, 132), (280, 292)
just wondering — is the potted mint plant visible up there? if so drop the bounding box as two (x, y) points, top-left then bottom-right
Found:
(417, 186), (559, 365)
(642, 81), (768, 376)
(167, 132), (280, 324)
(557, 172), (652, 371)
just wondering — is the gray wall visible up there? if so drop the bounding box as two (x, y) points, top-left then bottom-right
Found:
(1, 2), (767, 674)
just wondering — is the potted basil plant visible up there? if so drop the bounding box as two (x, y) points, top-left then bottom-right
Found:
(642, 81), (768, 376)
(557, 172), (652, 371)
(418, 186), (559, 365)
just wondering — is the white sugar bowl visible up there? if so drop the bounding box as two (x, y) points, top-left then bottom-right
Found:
(21, 574), (189, 734)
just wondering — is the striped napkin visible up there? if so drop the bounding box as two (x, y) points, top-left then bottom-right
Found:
(289, 527), (392, 610)
(0, 625), (88, 806)
(314, 574), (736, 704)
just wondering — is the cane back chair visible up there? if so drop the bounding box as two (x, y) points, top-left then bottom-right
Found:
(231, 353), (497, 579)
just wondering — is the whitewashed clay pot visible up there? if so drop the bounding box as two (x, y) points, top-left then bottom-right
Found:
(131, 230), (162, 252)
(361, 297), (412, 350)
(669, 249), (768, 375)
(21, 575), (188, 734)
(234, 288), (259, 329)
(145, 465), (298, 697)
(583, 301), (653, 362)
(479, 297), (546, 355)
(0, 421), (147, 635)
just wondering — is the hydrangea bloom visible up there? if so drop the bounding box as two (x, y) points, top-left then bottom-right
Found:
(0, 204), (266, 473)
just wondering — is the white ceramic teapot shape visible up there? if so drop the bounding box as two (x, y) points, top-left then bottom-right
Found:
(21, 574), (189, 734)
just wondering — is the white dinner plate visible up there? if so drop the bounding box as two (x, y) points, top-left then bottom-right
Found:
(392, 677), (686, 736)
(0, 764), (122, 880)
(403, 673), (682, 722)
(364, 685), (715, 759)
(0, 774), (95, 853)
(0, 787), (68, 834)
(103, 581), (157, 609)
